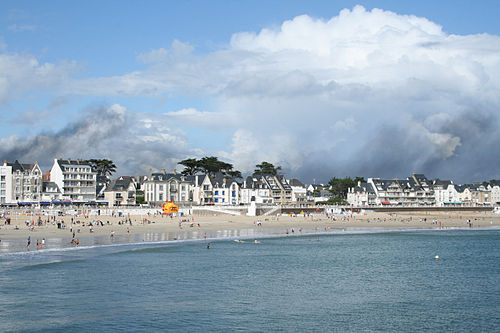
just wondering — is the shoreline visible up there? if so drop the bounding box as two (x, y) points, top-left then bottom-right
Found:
(1, 210), (499, 254)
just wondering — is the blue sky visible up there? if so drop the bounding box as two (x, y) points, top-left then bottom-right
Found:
(1, 1), (499, 183)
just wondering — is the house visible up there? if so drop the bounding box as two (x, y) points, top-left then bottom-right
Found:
(209, 175), (241, 205)
(240, 176), (274, 204)
(104, 176), (137, 207)
(347, 182), (376, 206)
(488, 182), (500, 205)
(288, 178), (307, 203)
(0, 160), (42, 204)
(41, 181), (63, 202)
(433, 179), (454, 206)
(50, 159), (97, 203)
(143, 170), (200, 205)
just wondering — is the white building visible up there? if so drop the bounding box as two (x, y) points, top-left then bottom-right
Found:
(143, 171), (200, 205)
(240, 176), (273, 204)
(288, 179), (307, 203)
(50, 159), (97, 203)
(41, 181), (63, 202)
(0, 160), (42, 204)
(347, 182), (376, 206)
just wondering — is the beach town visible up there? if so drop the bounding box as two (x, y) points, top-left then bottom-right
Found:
(1, 158), (500, 252)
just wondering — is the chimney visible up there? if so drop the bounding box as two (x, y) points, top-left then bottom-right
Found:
(172, 169), (177, 174)
(148, 168), (152, 179)
(161, 169), (166, 174)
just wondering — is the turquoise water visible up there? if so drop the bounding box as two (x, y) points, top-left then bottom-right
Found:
(0, 229), (499, 332)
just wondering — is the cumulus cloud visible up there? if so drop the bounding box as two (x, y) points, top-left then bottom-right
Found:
(4, 5), (500, 182)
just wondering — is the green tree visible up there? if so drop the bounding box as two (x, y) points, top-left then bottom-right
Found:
(253, 161), (282, 176)
(178, 156), (241, 178)
(178, 158), (200, 176)
(87, 159), (116, 177)
(328, 177), (358, 199)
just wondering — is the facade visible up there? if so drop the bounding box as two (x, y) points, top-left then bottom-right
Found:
(210, 176), (241, 205)
(143, 171), (199, 205)
(489, 182), (500, 204)
(104, 176), (137, 207)
(240, 176), (273, 204)
(347, 182), (376, 206)
(367, 174), (435, 206)
(41, 181), (63, 202)
(0, 160), (42, 204)
(288, 178), (307, 203)
(50, 159), (97, 203)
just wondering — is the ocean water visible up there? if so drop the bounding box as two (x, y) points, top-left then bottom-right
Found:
(0, 229), (499, 332)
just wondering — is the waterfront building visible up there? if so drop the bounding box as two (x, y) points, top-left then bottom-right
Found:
(50, 159), (97, 203)
(104, 176), (137, 206)
(288, 178), (307, 203)
(347, 182), (376, 206)
(0, 160), (42, 204)
(240, 176), (274, 204)
(143, 170), (199, 205)
(41, 181), (63, 202)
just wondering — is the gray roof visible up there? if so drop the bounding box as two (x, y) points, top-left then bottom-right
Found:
(6, 160), (37, 172)
(353, 182), (375, 193)
(106, 177), (135, 192)
(42, 181), (60, 193)
(289, 178), (305, 187)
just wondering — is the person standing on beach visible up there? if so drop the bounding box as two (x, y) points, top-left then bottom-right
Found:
(27, 236), (31, 249)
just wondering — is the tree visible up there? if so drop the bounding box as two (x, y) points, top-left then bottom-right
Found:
(328, 177), (358, 199)
(178, 158), (200, 176)
(87, 159), (116, 177)
(177, 156), (242, 178)
(253, 161), (282, 176)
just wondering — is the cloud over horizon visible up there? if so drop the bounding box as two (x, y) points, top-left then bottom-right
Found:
(2, 5), (500, 183)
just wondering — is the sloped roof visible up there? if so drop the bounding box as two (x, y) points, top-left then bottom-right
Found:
(7, 160), (37, 172)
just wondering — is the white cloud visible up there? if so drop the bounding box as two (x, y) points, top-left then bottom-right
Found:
(0, 51), (77, 105)
(3, 5), (500, 181)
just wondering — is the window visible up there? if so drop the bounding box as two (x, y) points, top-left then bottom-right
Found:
(0, 190), (5, 195)
(0, 183), (4, 189)
(159, 193), (163, 201)
(181, 185), (186, 191)
(222, 191), (225, 195)
(215, 191), (218, 195)
(214, 198), (218, 203)
(159, 185), (163, 191)
(0, 175), (4, 181)
(222, 198), (225, 202)
(203, 185), (209, 190)
(232, 191), (236, 197)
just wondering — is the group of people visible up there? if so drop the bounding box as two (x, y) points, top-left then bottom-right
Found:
(26, 236), (46, 250)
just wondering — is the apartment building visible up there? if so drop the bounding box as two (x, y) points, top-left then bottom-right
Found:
(0, 160), (42, 204)
(50, 159), (97, 202)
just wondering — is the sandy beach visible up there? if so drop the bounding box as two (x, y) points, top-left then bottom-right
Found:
(1, 209), (499, 252)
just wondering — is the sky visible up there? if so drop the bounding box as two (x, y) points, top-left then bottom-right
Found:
(0, 0), (499, 184)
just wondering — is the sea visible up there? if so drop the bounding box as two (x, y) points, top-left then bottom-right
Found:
(0, 228), (499, 332)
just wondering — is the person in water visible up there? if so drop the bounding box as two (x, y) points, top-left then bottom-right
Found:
(206, 243), (211, 249)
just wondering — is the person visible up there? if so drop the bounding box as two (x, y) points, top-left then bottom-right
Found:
(206, 243), (211, 249)
(41, 238), (45, 248)
(110, 231), (115, 238)
(27, 236), (31, 249)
